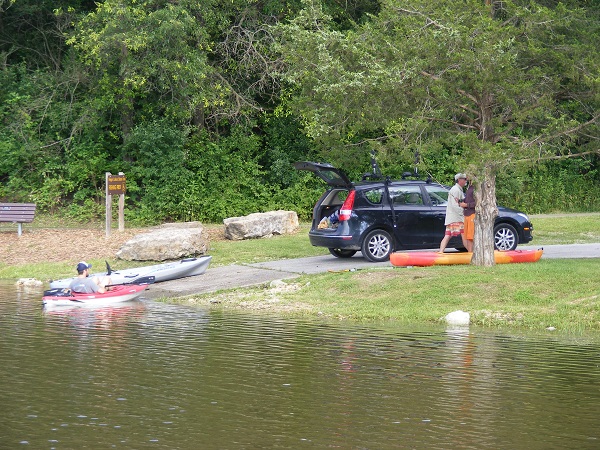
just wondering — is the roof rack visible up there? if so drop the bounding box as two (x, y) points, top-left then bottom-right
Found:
(362, 150), (384, 181)
(401, 171), (419, 179)
(401, 172), (433, 183)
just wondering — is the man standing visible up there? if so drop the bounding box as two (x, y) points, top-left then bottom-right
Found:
(68, 262), (111, 294)
(438, 173), (469, 253)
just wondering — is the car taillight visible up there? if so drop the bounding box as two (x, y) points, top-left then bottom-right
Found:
(338, 190), (355, 221)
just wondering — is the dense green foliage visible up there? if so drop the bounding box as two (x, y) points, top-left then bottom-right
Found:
(0, 0), (598, 224)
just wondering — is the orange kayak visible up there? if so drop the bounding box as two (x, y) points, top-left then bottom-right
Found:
(390, 248), (543, 267)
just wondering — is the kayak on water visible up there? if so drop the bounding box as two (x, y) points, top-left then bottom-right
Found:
(42, 280), (152, 308)
(49, 256), (212, 289)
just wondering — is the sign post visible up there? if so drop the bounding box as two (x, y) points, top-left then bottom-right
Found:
(106, 172), (126, 237)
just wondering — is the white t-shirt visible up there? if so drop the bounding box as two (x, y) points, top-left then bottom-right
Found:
(444, 183), (465, 225)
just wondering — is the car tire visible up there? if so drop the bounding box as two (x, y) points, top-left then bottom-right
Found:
(329, 248), (357, 258)
(361, 229), (393, 262)
(494, 223), (518, 251)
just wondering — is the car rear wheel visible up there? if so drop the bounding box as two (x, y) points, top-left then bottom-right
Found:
(361, 229), (393, 262)
(494, 223), (518, 251)
(328, 248), (357, 258)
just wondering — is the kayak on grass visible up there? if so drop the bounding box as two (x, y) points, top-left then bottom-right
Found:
(42, 283), (150, 308)
(49, 256), (212, 289)
(390, 248), (544, 267)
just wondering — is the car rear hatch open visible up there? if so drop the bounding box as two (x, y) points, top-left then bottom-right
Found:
(294, 161), (353, 189)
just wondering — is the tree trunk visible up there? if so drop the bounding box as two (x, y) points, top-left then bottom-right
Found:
(120, 41), (134, 141)
(471, 166), (498, 266)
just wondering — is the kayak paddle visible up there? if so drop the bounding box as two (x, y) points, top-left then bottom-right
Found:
(106, 275), (156, 287)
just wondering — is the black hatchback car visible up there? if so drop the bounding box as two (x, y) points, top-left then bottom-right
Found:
(295, 161), (534, 262)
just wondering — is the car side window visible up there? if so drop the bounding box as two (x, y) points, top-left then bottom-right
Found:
(389, 186), (424, 206)
(364, 188), (384, 204)
(425, 186), (449, 206)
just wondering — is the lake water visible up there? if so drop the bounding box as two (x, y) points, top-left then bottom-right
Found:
(2, 280), (600, 449)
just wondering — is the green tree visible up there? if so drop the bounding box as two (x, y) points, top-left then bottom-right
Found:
(64, 0), (219, 138)
(276, 0), (599, 265)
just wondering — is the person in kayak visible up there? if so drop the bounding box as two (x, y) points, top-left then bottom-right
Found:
(68, 261), (112, 294)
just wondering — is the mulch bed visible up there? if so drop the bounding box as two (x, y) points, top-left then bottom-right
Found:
(0, 225), (226, 266)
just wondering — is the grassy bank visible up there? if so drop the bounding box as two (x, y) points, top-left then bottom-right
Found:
(175, 258), (600, 332)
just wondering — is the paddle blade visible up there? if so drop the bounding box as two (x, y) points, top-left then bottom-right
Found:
(43, 288), (73, 298)
(105, 260), (113, 275)
(131, 275), (155, 285)
(105, 275), (155, 288)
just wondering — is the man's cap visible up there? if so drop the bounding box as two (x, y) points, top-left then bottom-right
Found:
(455, 173), (467, 181)
(76, 261), (92, 272)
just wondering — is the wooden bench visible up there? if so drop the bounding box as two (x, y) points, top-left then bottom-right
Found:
(0, 203), (37, 236)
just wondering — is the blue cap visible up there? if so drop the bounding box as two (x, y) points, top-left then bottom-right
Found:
(76, 261), (92, 273)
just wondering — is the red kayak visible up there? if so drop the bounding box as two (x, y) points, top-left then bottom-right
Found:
(390, 248), (543, 267)
(42, 283), (150, 308)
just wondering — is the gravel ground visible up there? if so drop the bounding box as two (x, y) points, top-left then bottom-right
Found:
(0, 225), (226, 266)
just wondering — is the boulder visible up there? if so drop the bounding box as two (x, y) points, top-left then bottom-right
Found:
(116, 222), (209, 261)
(445, 310), (470, 326)
(150, 221), (203, 230)
(16, 278), (43, 288)
(223, 210), (299, 240)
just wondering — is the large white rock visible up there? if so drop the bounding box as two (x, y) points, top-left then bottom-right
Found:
(445, 310), (470, 326)
(223, 210), (299, 240)
(116, 222), (209, 261)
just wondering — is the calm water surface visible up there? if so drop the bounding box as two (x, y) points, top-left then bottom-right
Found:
(1, 280), (599, 449)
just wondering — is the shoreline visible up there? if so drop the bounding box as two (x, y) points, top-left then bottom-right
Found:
(149, 251), (600, 333)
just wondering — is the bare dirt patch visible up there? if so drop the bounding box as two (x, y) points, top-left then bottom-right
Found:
(0, 228), (144, 265)
(0, 225), (227, 266)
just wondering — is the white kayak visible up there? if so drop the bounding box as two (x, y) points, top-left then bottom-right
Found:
(49, 256), (212, 289)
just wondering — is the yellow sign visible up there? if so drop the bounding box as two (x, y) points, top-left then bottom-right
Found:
(107, 175), (126, 195)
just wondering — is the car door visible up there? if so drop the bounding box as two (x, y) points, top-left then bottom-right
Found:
(422, 184), (451, 244)
(387, 184), (433, 249)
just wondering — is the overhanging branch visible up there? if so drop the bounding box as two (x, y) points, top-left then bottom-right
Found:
(517, 149), (600, 163)
(524, 114), (600, 148)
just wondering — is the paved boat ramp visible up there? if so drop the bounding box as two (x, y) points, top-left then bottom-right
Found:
(144, 255), (386, 299)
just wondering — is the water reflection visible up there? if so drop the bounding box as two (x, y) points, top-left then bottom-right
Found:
(1, 280), (600, 449)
